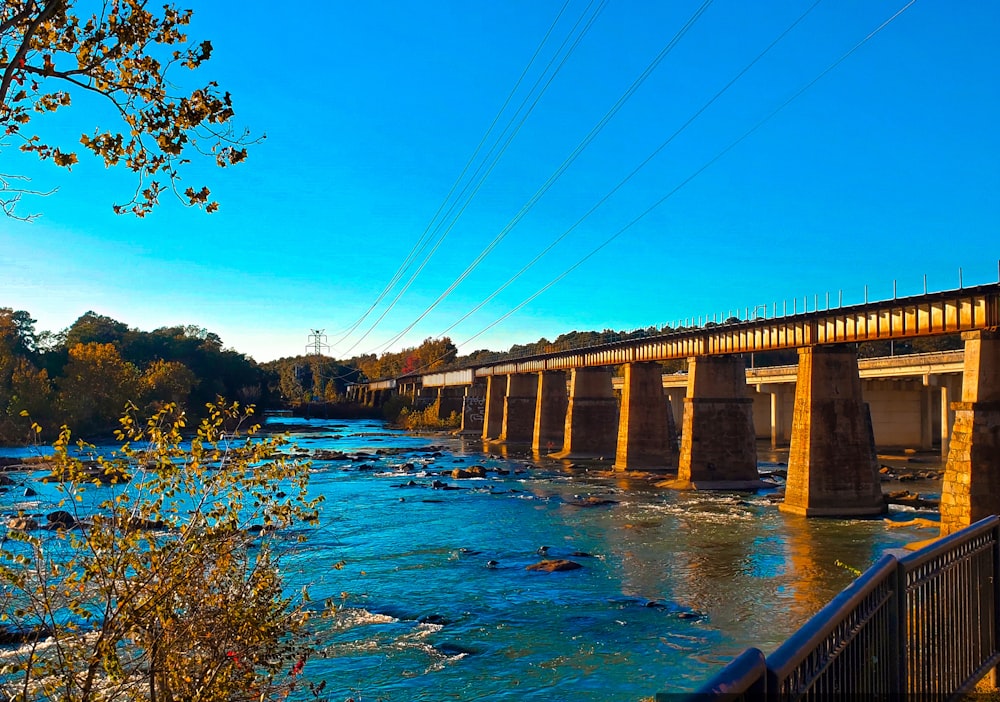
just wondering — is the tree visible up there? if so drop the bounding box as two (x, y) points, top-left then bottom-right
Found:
(56, 342), (139, 435)
(0, 401), (327, 700)
(0, 1), (258, 218)
(62, 312), (129, 349)
(139, 358), (196, 412)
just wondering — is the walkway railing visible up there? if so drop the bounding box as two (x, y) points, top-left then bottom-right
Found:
(667, 516), (1000, 700)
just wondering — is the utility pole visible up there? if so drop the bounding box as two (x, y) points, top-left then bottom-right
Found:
(305, 329), (330, 356)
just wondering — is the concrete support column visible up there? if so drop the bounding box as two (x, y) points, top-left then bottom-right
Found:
(416, 386), (436, 409)
(614, 362), (678, 471)
(771, 388), (790, 448)
(940, 375), (960, 458)
(438, 387), (464, 421)
(460, 381), (487, 435)
(482, 375), (507, 441)
(670, 355), (759, 489)
(499, 374), (538, 444)
(781, 346), (884, 517)
(533, 371), (567, 454)
(940, 330), (1000, 535)
(920, 379), (934, 451)
(667, 389), (685, 431)
(550, 368), (618, 459)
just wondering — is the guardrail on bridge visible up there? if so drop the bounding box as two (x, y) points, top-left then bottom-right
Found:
(667, 516), (1000, 700)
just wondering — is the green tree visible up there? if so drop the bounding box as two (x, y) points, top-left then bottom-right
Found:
(62, 312), (129, 349)
(0, 0), (258, 217)
(0, 401), (326, 700)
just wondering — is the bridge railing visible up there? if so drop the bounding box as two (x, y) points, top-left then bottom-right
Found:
(666, 516), (1000, 700)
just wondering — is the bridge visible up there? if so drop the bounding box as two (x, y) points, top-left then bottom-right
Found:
(348, 282), (1000, 536)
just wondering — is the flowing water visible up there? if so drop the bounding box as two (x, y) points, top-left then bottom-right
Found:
(0, 417), (941, 701)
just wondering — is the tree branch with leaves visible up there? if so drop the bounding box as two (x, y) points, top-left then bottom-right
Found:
(0, 0), (260, 218)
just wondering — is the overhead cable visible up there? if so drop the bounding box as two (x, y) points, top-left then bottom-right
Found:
(371, 0), (715, 355)
(436, 0), (824, 339)
(453, 0), (917, 352)
(341, 0), (610, 356)
(330, 0), (575, 349)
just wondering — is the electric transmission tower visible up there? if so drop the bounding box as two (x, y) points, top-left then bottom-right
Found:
(305, 329), (330, 356)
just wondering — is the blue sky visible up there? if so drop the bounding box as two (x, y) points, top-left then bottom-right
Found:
(2, 0), (998, 362)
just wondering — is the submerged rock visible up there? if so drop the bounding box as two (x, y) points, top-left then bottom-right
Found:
(566, 496), (619, 508)
(7, 515), (38, 531)
(46, 510), (76, 529)
(526, 559), (583, 572)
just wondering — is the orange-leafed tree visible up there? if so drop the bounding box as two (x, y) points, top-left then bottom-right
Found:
(0, 1), (259, 218)
(56, 342), (139, 434)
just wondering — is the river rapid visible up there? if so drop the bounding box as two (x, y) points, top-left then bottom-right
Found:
(0, 417), (940, 701)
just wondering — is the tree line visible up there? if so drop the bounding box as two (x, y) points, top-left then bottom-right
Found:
(1, 306), (963, 444)
(0, 308), (266, 443)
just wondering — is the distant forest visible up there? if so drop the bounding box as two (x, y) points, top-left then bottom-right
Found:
(0, 308), (962, 444)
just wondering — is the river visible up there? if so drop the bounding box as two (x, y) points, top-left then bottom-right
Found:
(0, 416), (940, 701)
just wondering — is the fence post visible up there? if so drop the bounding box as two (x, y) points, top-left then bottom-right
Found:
(893, 557), (908, 695)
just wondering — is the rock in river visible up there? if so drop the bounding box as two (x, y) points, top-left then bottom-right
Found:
(526, 559), (583, 572)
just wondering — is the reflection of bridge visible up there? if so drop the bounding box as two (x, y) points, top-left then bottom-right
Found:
(349, 283), (1000, 535)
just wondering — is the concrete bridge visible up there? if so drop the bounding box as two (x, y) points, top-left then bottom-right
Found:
(348, 283), (1000, 535)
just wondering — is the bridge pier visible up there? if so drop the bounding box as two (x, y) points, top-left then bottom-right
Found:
(756, 383), (792, 448)
(415, 386), (436, 409)
(400, 381), (419, 401)
(499, 374), (537, 444)
(459, 380), (486, 435)
(437, 386), (465, 421)
(669, 355), (759, 489)
(614, 362), (677, 471)
(781, 346), (885, 517)
(940, 330), (1000, 535)
(550, 368), (618, 459)
(533, 371), (567, 454)
(939, 374), (961, 457)
(482, 375), (507, 441)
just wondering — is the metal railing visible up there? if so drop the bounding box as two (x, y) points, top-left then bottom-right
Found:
(667, 516), (1000, 700)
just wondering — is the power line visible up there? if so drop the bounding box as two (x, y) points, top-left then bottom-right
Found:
(331, 0), (581, 350)
(369, 0), (715, 355)
(452, 0), (917, 353)
(436, 0), (824, 340)
(339, 0), (610, 356)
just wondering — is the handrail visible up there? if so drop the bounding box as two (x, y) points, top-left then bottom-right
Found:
(663, 647), (766, 701)
(766, 554), (900, 696)
(672, 516), (1000, 699)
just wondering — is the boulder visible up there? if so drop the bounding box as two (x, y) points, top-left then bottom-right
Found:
(7, 516), (38, 531)
(526, 559), (583, 573)
(566, 496), (619, 508)
(452, 468), (472, 479)
(466, 466), (487, 478)
(46, 510), (76, 529)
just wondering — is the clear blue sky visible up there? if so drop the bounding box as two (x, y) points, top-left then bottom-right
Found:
(2, 0), (998, 362)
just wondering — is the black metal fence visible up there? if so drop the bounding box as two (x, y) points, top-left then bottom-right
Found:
(666, 516), (1000, 700)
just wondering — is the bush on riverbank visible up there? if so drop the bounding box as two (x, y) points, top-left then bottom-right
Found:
(397, 402), (461, 432)
(0, 402), (329, 700)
